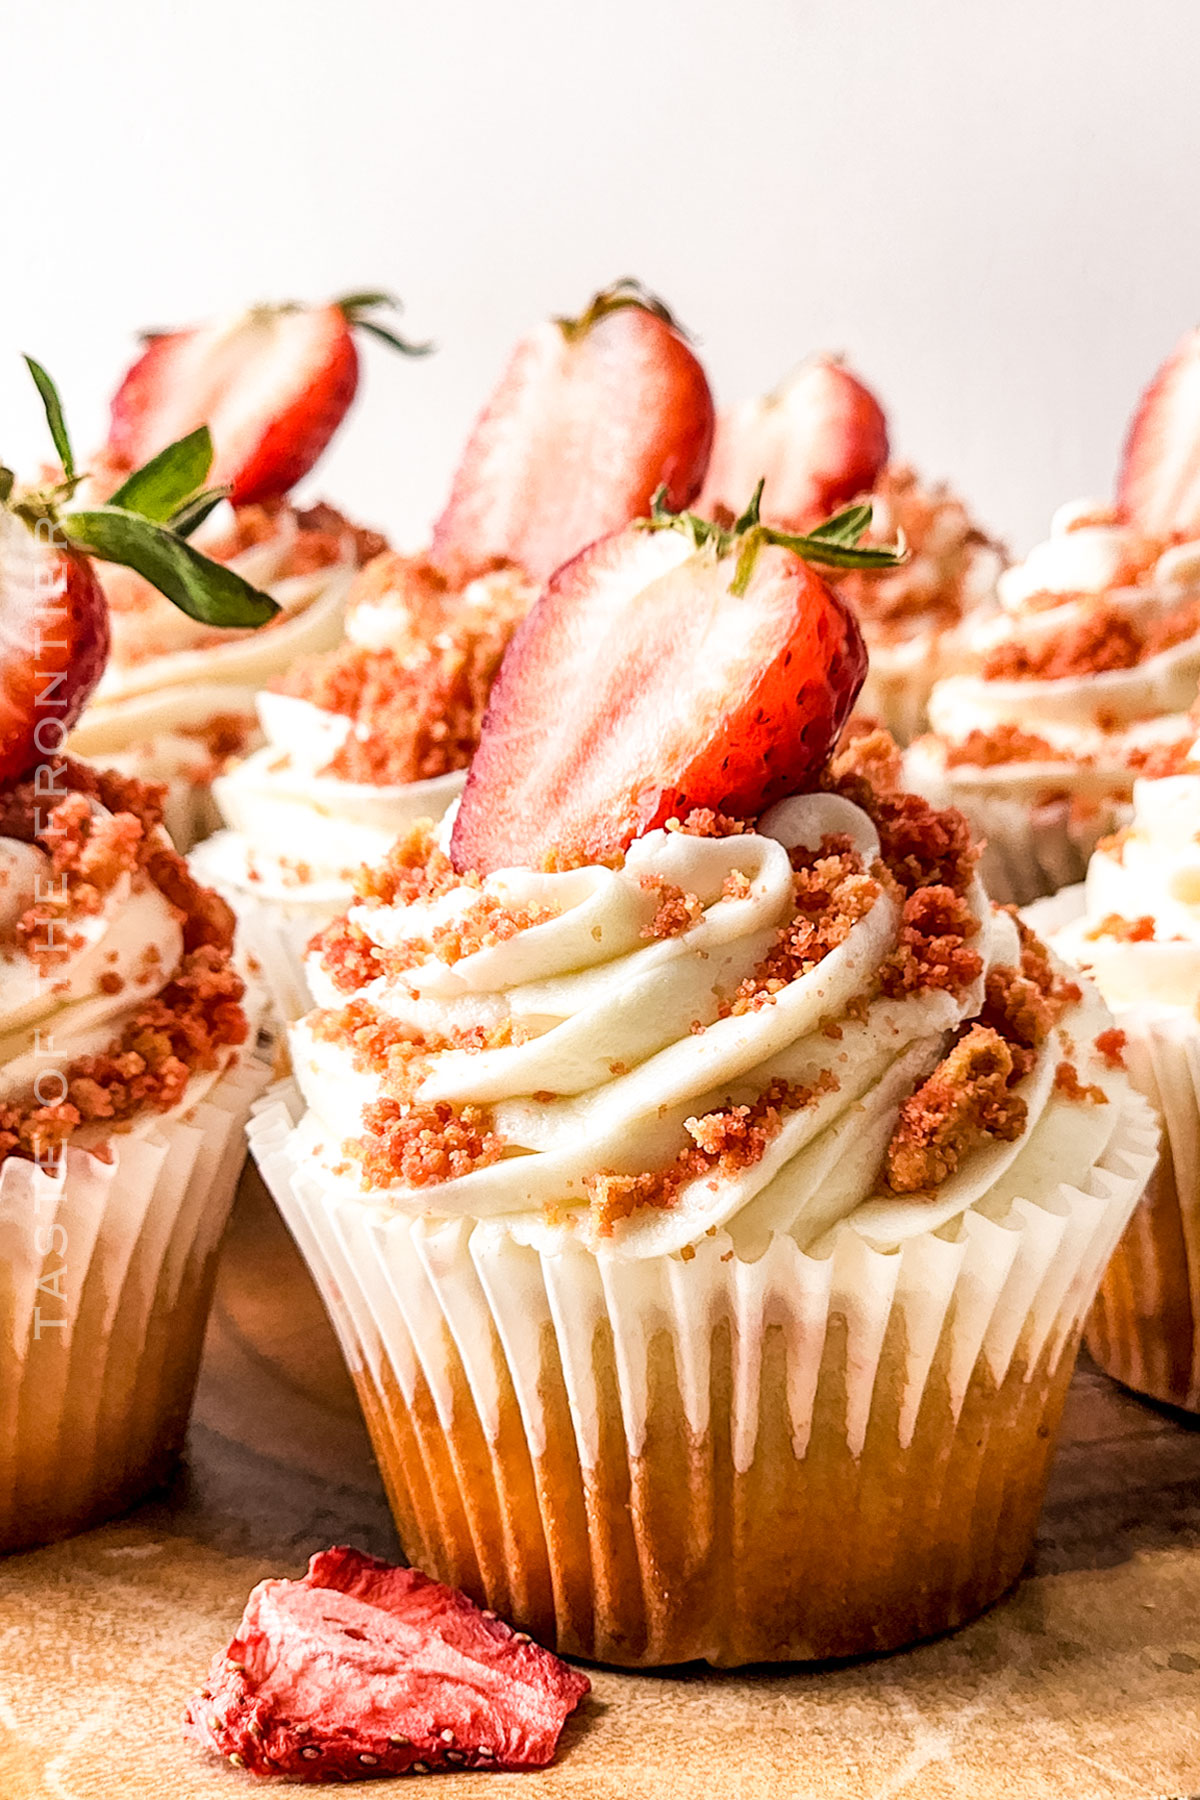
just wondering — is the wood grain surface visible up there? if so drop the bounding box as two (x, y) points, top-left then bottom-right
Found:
(1, 1163), (1199, 1800)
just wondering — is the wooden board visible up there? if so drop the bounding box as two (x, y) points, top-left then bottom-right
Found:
(1, 1164), (1199, 1800)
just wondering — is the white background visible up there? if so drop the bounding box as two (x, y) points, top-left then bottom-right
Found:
(3, 0), (1198, 554)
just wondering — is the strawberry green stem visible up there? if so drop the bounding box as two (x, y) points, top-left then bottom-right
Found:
(642, 483), (908, 594)
(557, 279), (688, 343)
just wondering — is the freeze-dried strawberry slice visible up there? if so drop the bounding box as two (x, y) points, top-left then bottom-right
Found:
(451, 487), (903, 875)
(698, 354), (889, 532)
(431, 279), (714, 585)
(182, 1547), (590, 1780)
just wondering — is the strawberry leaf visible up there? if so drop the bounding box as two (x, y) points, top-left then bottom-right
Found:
(335, 291), (433, 356)
(62, 509), (279, 627)
(24, 357), (75, 482)
(804, 501), (874, 548)
(107, 426), (216, 523)
(768, 515), (906, 570)
(167, 487), (229, 539)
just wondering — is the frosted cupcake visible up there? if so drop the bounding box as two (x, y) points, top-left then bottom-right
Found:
(906, 501), (1200, 905)
(1026, 732), (1200, 1411)
(67, 293), (425, 847)
(0, 761), (268, 1549)
(192, 552), (535, 1021)
(907, 325), (1200, 906)
(193, 279), (715, 1022)
(0, 357), (281, 1547)
(250, 500), (1153, 1665)
(698, 356), (1002, 742)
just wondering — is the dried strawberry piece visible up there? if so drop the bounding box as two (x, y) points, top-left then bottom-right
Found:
(182, 1547), (590, 1780)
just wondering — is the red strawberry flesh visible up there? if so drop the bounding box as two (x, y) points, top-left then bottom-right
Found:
(106, 304), (359, 506)
(0, 510), (109, 785)
(182, 1546), (590, 1779)
(1116, 326), (1200, 540)
(698, 356), (888, 533)
(450, 522), (868, 875)
(432, 290), (715, 585)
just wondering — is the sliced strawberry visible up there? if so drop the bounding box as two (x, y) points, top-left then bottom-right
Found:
(1116, 326), (1200, 539)
(450, 493), (894, 875)
(431, 279), (715, 585)
(698, 355), (889, 532)
(106, 293), (427, 507)
(0, 358), (279, 789)
(0, 507), (109, 785)
(182, 1546), (590, 1778)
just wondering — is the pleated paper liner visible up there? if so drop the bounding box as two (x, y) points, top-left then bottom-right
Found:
(250, 1082), (1156, 1666)
(0, 1050), (271, 1553)
(1027, 886), (1200, 1412)
(859, 649), (937, 748)
(187, 857), (339, 1027)
(931, 788), (1126, 908)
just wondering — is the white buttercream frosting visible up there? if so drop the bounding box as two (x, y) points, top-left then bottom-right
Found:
(200, 562), (531, 901)
(909, 500), (1200, 815)
(0, 790), (247, 1140)
(287, 790), (1127, 1262)
(1044, 746), (1200, 1012)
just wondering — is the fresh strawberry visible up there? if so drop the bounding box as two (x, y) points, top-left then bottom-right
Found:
(431, 279), (715, 585)
(0, 360), (277, 787)
(698, 355), (889, 532)
(1116, 326), (1200, 539)
(183, 1546), (590, 1778)
(451, 487), (903, 874)
(106, 292), (429, 508)
(0, 505), (109, 784)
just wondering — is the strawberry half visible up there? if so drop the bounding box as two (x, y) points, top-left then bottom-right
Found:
(106, 292), (429, 507)
(698, 355), (889, 533)
(1116, 326), (1200, 539)
(0, 502), (109, 784)
(450, 487), (903, 875)
(0, 360), (277, 788)
(431, 279), (715, 585)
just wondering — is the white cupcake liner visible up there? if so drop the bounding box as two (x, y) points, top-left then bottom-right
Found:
(941, 788), (1126, 908)
(859, 654), (936, 748)
(249, 1080), (1156, 1665)
(0, 1049), (271, 1551)
(1025, 886), (1200, 1410)
(188, 857), (342, 1027)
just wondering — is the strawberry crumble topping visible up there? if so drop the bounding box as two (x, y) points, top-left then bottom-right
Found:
(639, 876), (704, 939)
(1087, 913), (1156, 943)
(884, 1025), (1027, 1193)
(1054, 1061), (1109, 1105)
(0, 762), (246, 1167)
(273, 552), (530, 785)
(833, 465), (996, 636)
(981, 598), (1200, 683)
(881, 914), (1087, 1193)
(585, 1072), (839, 1235)
(944, 724), (1060, 768)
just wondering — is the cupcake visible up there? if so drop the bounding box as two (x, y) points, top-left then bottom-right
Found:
(192, 552), (536, 1022)
(698, 355), (1003, 742)
(1025, 728), (1200, 1411)
(196, 279), (714, 1022)
(0, 365), (277, 1548)
(907, 326), (1200, 906)
(250, 497), (1154, 1666)
(67, 293), (425, 848)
